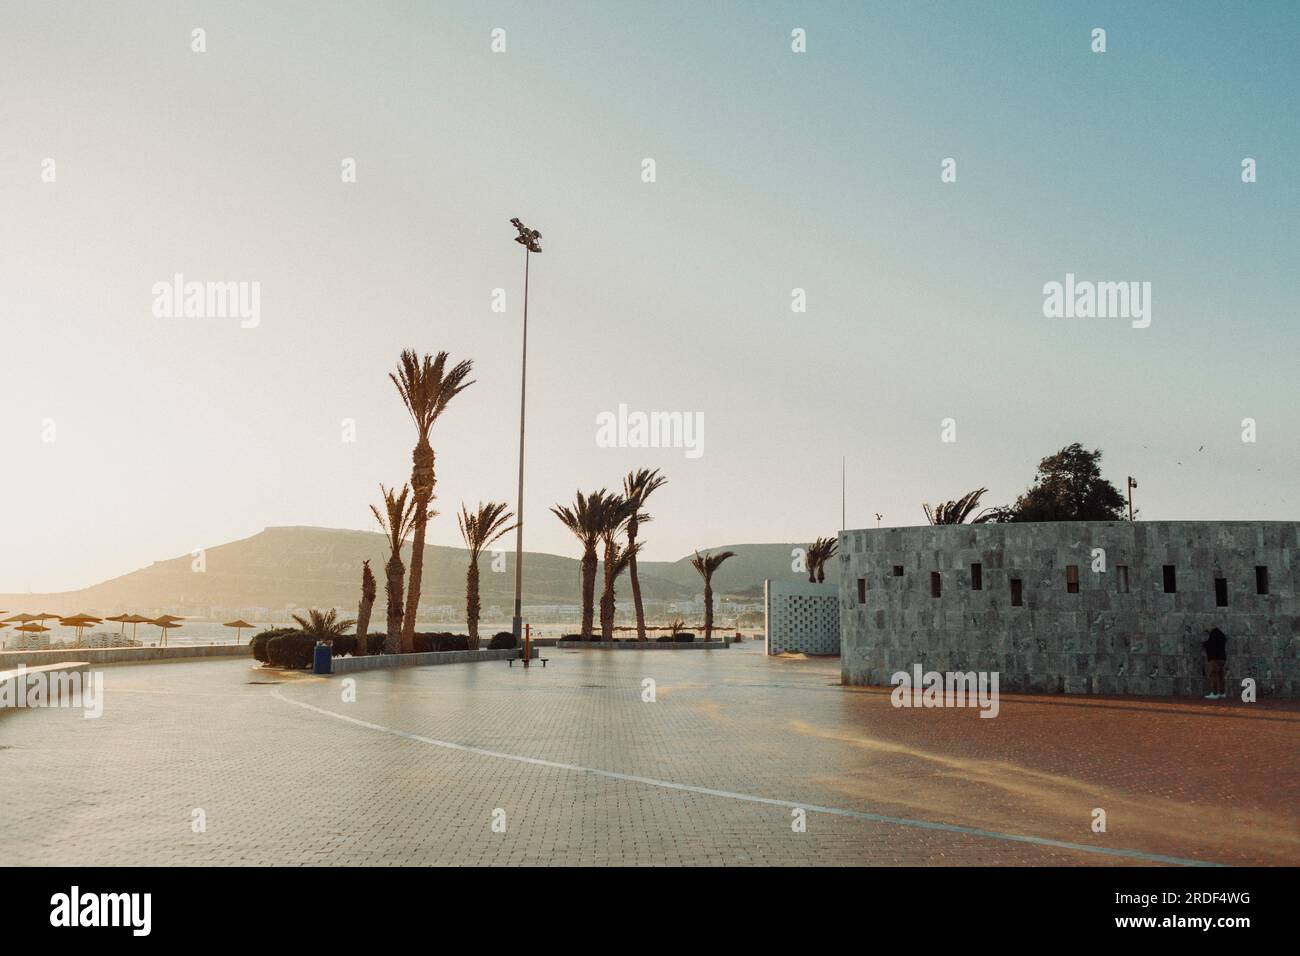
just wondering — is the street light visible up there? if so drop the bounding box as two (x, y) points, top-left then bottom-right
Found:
(1127, 476), (1137, 522)
(509, 218), (542, 643)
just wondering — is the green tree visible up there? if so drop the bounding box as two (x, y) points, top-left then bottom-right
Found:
(371, 483), (417, 654)
(551, 490), (613, 639)
(355, 560), (376, 652)
(291, 608), (356, 641)
(457, 501), (516, 649)
(923, 488), (996, 525)
(805, 536), (839, 583)
(623, 468), (668, 640)
(690, 549), (736, 641)
(999, 444), (1127, 522)
(390, 349), (475, 653)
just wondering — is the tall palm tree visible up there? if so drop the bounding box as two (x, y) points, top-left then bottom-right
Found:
(371, 483), (417, 654)
(597, 493), (634, 641)
(599, 539), (640, 639)
(806, 536), (839, 583)
(457, 501), (516, 649)
(291, 608), (357, 641)
(922, 487), (996, 525)
(390, 349), (475, 653)
(551, 489), (610, 639)
(690, 549), (736, 642)
(623, 468), (668, 640)
(355, 560), (376, 653)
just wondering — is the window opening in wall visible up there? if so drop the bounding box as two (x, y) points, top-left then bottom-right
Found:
(1066, 565), (1080, 594)
(970, 563), (983, 590)
(1215, 577), (1228, 608)
(892, 565), (904, 577)
(1256, 566), (1269, 595)
(930, 571), (941, 598)
(1116, 565), (1130, 593)
(1163, 565), (1177, 593)
(857, 578), (866, 604)
(1010, 578), (1023, 607)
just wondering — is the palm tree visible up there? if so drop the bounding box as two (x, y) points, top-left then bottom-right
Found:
(623, 468), (668, 640)
(355, 560), (376, 653)
(371, 483), (417, 654)
(690, 549), (736, 642)
(457, 501), (516, 649)
(600, 539), (640, 639)
(922, 487), (996, 525)
(806, 536), (839, 583)
(551, 489), (610, 639)
(390, 349), (475, 653)
(291, 608), (357, 641)
(597, 493), (634, 641)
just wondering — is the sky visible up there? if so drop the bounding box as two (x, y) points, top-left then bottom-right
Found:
(1, 1), (1297, 594)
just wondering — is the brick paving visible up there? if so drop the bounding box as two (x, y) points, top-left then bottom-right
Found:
(1, 645), (1296, 866)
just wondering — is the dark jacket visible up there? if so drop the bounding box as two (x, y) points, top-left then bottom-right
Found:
(1203, 627), (1227, 661)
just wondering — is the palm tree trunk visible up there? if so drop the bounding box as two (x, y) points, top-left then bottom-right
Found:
(580, 549), (597, 639)
(356, 562), (375, 654)
(600, 540), (615, 641)
(628, 519), (647, 640)
(703, 578), (714, 641)
(466, 558), (481, 649)
(402, 442), (435, 653)
(384, 554), (405, 654)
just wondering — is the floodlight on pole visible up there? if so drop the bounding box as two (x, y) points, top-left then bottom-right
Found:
(509, 217), (542, 644)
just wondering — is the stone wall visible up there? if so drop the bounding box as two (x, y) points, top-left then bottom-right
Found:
(839, 521), (1299, 697)
(0, 642), (252, 670)
(766, 579), (840, 655)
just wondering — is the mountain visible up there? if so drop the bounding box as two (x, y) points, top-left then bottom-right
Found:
(0, 527), (809, 616)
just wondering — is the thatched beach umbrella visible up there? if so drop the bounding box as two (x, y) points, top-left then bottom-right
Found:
(223, 619), (254, 644)
(151, 618), (183, 646)
(2, 613), (40, 625)
(115, 613), (153, 642)
(60, 614), (102, 647)
(13, 623), (51, 647)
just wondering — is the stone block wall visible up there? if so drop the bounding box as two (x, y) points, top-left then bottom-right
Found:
(839, 521), (1299, 696)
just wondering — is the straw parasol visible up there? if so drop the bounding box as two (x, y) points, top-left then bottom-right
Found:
(115, 614), (153, 642)
(223, 619), (254, 645)
(2, 613), (40, 625)
(60, 614), (103, 647)
(13, 623), (51, 647)
(151, 618), (183, 646)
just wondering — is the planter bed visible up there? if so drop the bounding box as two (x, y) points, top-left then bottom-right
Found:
(328, 646), (536, 674)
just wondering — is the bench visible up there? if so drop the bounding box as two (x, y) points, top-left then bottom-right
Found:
(508, 652), (548, 668)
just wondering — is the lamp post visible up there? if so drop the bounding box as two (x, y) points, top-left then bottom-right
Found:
(1127, 476), (1137, 522)
(509, 217), (542, 644)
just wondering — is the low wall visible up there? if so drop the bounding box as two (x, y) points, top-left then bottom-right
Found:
(0, 643), (252, 670)
(555, 640), (728, 650)
(328, 647), (536, 674)
(765, 579), (840, 655)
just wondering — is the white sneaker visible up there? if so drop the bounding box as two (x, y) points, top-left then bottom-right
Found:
(1203, 693), (1217, 699)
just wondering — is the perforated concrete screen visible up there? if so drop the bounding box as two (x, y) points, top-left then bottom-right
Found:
(765, 580), (840, 655)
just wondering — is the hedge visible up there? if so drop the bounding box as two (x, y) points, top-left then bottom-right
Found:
(251, 628), (299, 663)
(266, 633), (318, 669)
(488, 631), (517, 650)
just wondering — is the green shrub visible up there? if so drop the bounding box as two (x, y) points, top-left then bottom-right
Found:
(413, 632), (470, 653)
(488, 631), (518, 650)
(330, 634), (358, 657)
(251, 628), (298, 664)
(365, 634), (388, 655)
(266, 633), (318, 669)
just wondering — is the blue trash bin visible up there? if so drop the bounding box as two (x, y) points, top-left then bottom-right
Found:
(313, 641), (332, 675)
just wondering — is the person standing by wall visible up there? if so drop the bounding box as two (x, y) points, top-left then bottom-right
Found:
(1203, 627), (1228, 700)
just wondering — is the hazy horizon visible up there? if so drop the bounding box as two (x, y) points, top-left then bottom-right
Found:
(3, 1), (1297, 593)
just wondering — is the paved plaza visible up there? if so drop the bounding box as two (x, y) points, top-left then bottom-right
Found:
(2, 644), (1297, 866)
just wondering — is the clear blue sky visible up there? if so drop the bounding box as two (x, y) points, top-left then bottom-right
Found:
(1, 1), (1297, 592)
